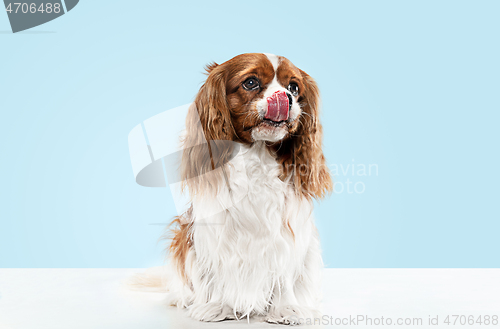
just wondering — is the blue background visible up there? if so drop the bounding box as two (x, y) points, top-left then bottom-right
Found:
(1, 1), (499, 268)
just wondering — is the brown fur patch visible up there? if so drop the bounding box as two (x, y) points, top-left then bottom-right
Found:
(166, 211), (193, 283)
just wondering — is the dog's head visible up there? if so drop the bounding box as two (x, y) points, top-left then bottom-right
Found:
(182, 53), (332, 199)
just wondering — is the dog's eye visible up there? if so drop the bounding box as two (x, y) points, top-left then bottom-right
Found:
(242, 78), (260, 91)
(288, 82), (299, 96)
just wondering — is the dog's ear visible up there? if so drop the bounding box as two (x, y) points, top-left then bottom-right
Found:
(196, 63), (236, 142)
(180, 63), (236, 197)
(278, 69), (333, 199)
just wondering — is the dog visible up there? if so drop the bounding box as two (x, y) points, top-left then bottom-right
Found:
(135, 53), (332, 325)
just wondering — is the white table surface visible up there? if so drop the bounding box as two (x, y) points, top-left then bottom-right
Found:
(0, 268), (499, 328)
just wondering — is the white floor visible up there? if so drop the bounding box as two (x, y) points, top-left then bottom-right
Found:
(0, 269), (499, 328)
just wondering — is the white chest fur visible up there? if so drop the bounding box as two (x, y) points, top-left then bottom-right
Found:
(178, 142), (322, 319)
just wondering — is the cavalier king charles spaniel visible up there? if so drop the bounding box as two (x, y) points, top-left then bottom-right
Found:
(155, 53), (332, 324)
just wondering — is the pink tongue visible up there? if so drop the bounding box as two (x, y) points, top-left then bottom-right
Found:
(265, 91), (289, 122)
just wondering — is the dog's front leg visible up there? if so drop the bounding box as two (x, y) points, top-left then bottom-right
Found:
(266, 230), (323, 325)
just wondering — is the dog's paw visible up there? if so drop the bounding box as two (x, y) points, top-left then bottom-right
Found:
(266, 305), (320, 325)
(165, 291), (191, 309)
(266, 305), (302, 325)
(188, 303), (235, 322)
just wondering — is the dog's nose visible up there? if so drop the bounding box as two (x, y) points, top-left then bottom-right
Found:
(265, 91), (289, 122)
